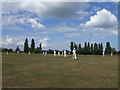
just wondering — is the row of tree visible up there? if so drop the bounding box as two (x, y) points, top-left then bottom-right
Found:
(24, 38), (42, 53)
(2, 38), (118, 55)
(70, 41), (116, 55)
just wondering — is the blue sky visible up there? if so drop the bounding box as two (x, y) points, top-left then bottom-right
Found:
(2, 2), (118, 51)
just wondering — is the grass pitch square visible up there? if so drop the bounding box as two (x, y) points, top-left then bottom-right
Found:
(2, 53), (118, 88)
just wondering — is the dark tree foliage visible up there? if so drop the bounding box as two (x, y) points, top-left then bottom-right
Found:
(83, 42), (87, 54)
(87, 42), (91, 54)
(100, 43), (103, 55)
(69, 41), (116, 55)
(39, 43), (42, 52)
(31, 38), (35, 53)
(34, 43), (42, 53)
(24, 38), (29, 53)
(48, 49), (54, 54)
(2, 48), (13, 52)
(8, 49), (13, 53)
(74, 43), (78, 52)
(70, 41), (74, 53)
(15, 46), (20, 53)
(105, 42), (111, 54)
(91, 43), (94, 54)
(118, 51), (120, 54)
(94, 43), (98, 55)
(111, 48), (116, 54)
(98, 43), (101, 55)
(78, 43), (82, 54)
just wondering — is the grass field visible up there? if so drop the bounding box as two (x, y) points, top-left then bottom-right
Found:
(2, 53), (118, 88)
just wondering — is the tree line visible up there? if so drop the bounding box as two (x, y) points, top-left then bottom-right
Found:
(24, 38), (42, 53)
(70, 41), (117, 55)
(1, 38), (118, 55)
(1, 38), (42, 53)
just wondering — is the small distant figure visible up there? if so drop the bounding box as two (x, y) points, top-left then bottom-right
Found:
(103, 51), (105, 57)
(43, 52), (45, 55)
(17, 51), (19, 54)
(72, 48), (77, 60)
(68, 52), (70, 55)
(7, 51), (9, 55)
(45, 52), (47, 55)
(54, 50), (56, 56)
(64, 50), (67, 57)
(58, 52), (60, 56)
(62, 52), (63, 55)
(29, 51), (31, 55)
(111, 52), (113, 56)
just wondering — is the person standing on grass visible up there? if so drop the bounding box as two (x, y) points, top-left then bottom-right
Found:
(45, 52), (47, 55)
(103, 51), (105, 57)
(64, 50), (67, 57)
(111, 52), (113, 56)
(7, 51), (9, 55)
(29, 51), (31, 55)
(54, 50), (56, 56)
(73, 48), (77, 60)
(58, 52), (60, 56)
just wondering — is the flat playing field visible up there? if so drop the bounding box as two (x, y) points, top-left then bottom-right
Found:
(2, 53), (118, 88)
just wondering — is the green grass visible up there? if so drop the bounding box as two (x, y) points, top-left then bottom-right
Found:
(2, 53), (118, 88)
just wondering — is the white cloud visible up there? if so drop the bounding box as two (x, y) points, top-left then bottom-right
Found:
(2, 35), (50, 50)
(2, 2), (89, 19)
(2, 0), (119, 2)
(80, 9), (118, 36)
(17, 41), (24, 46)
(111, 0), (120, 2)
(64, 33), (81, 37)
(109, 29), (118, 35)
(39, 37), (49, 48)
(28, 18), (45, 29)
(2, 14), (45, 30)
(76, 11), (89, 19)
(2, 36), (14, 47)
(81, 9), (117, 28)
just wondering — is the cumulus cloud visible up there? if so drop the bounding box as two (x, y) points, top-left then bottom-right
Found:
(39, 37), (49, 48)
(2, 36), (13, 45)
(2, 35), (50, 50)
(80, 9), (118, 36)
(28, 18), (45, 29)
(2, 14), (45, 30)
(81, 9), (117, 28)
(2, 2), (89, 19)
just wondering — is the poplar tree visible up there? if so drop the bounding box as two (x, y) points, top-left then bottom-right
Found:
(100, 43), (103, 55)
(39, 43), (42, 52)
(84, 42), (87, 54)
(31, 38), (35, 53)
(78, 43), (82, 54)
(16, 46), (20, 53)
(70, 41), (74, 53)
(98, 43), (101, 55)
(88, 42), (90, 54)
(24, 38), (29, 53)
(94, 43), (98, 55)
(91, 43), (94, 54)
(105, 42), (111, 54)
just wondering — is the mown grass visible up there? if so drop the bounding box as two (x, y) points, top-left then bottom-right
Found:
(2, 53), (118, 88)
